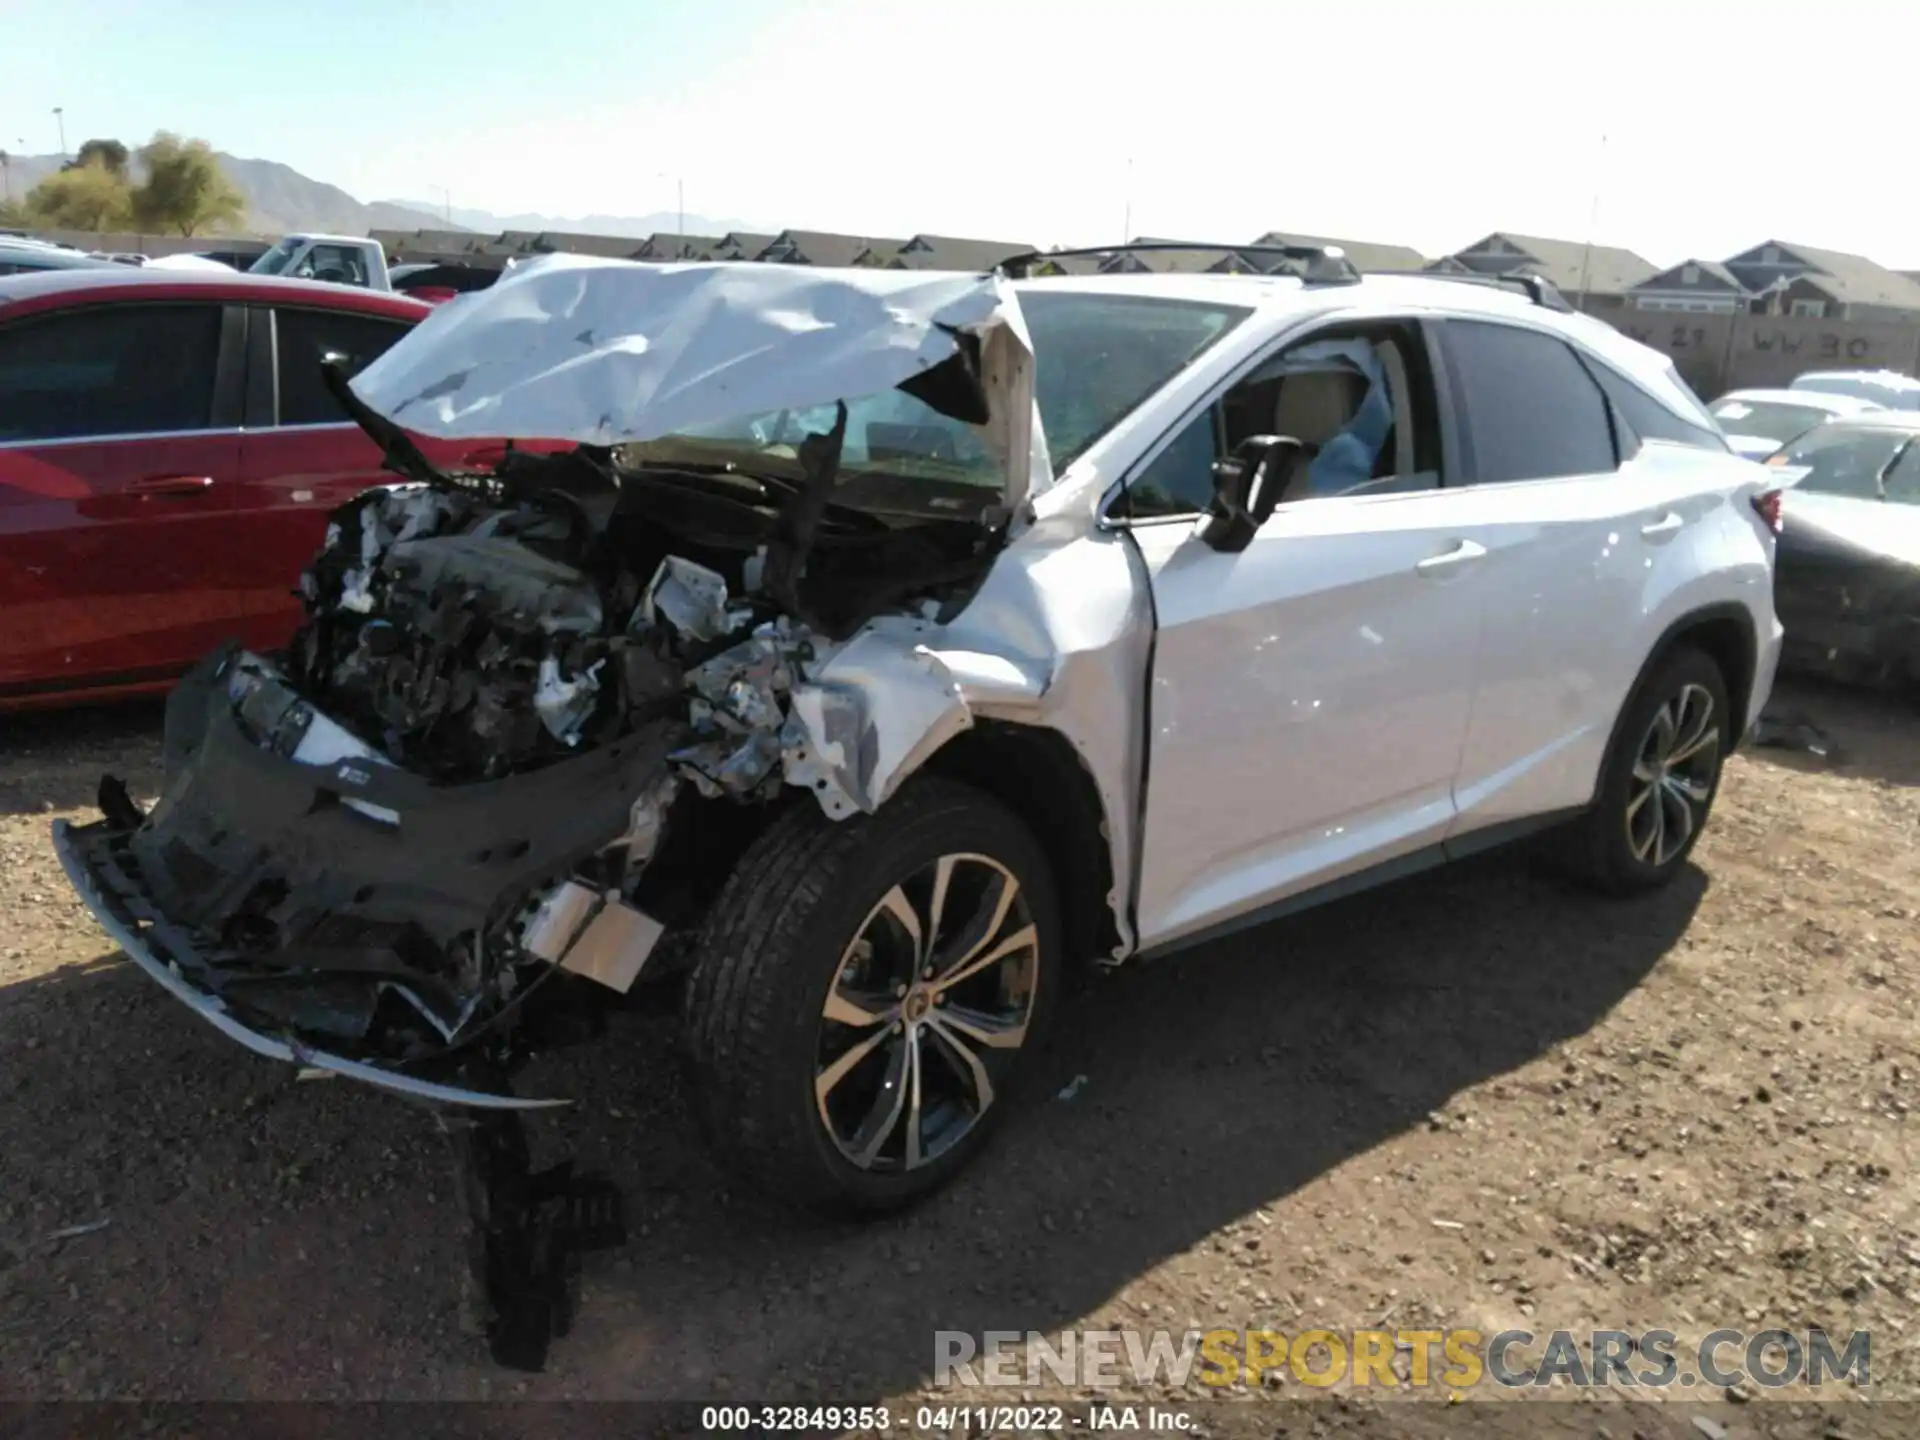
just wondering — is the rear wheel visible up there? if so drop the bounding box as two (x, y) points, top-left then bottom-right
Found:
(1559, 646), (1729, 894)
(683, 777), (1062, 1215)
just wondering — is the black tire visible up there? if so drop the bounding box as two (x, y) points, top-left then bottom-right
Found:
(1558, 645), (1730, 894)
(682, 776), (1064, 1216)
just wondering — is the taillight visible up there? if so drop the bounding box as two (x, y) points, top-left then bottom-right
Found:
(1752, 489), (1783, 533)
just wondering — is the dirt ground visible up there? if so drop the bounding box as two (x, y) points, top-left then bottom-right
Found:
(1, 675), (1916, 1436)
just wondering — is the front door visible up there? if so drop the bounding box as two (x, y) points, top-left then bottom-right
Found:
(1125, 320), (1488, 952)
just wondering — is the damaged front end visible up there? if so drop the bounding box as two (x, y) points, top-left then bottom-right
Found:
(55, 259), (1048, 1105)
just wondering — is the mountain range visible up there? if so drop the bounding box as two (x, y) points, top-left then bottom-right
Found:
(1, 150), (761, 240)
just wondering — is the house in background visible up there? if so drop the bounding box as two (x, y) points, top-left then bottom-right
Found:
(1249, 230), (1425, 274)
(713, 232), (776, 260)
(633, 232), (725, 260)
(863, 234), (1035, 270)
(1627, 259), (1749, 313)
(529, 231), (642, 259)
(756, 230), (908, 265)
(1717, 241), (1920, 322)
(1430, 232), (1658, 308)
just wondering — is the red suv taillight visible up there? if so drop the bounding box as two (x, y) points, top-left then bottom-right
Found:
(1752, 489), (1783, 534)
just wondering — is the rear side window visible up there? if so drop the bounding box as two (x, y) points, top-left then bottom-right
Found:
(1439, 320), (1616, 484)
(275, 308), (413, 425)
(1773, 424), (1912, 500)
(0, 303), (222, 442)
(1589, 360), (1729, 451)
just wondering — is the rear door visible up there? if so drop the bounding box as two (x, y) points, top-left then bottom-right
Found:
(0, 299), (246, 699)
(224, 302), (422, 655)
(1428, 318), (1728, 837)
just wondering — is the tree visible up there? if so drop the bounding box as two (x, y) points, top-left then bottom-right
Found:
(131, 132), (244, 237)
(66, 139), (131, 178)
(23, 163), (134, 230)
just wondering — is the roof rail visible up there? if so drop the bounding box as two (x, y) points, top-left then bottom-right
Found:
(998, 241), (1360, 285)
(1369, 268), (1575, 314)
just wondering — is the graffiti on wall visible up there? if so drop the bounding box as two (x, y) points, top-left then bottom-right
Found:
(1616, 321), (1879, 360)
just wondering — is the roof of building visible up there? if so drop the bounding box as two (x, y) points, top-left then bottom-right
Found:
(1448, 231), (1659, 295)
(636, 233), (726, 260)
(1725, 240), (1920, 311)
(1250, 230), (1426, 273)
(531, 231), (645, 258)
(758, 230), (910, 266)
(1633, 258), (1746, 291)
(880, 234), (1036, 270)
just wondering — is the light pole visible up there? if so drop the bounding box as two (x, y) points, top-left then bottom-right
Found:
(52, 107), (66, 158)
(1121, 156), (1134, 245)
(433, 185), (451, 227)
(1574, 132), (1607, 313)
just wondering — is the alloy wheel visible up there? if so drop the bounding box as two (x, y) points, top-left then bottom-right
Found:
(814, 853), (1040, 1173)
(1625, 681), (1721, 867)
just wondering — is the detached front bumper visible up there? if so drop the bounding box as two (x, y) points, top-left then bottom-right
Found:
(53, 818), (565, 1111)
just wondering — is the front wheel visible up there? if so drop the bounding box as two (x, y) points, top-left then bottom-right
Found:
(1559, 645), (1730, 894)
(682, 777), (1063, 1215)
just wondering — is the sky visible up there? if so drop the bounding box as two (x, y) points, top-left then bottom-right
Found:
(8, 0), (1919, 268)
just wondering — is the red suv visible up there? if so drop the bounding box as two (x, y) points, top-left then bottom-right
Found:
(0, 268), (498, 710)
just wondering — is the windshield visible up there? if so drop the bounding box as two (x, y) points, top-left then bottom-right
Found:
(1772, 424), (1914, 499)
(248, 237), (305, 276)
(625, 389), (1005, 491)
(621, 292), (1251, 496)
(1710, 398), (1835, 445)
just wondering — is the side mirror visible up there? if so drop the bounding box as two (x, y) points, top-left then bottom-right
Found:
(1196, 434), (1315, 553)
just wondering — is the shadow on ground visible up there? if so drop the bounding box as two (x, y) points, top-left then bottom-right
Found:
(0, 699), (165, 817)
(1749, 675), (1918, 788)
(0, 841), (1705, 1400)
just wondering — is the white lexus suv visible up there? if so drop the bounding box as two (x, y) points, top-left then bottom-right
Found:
(57, 245), (1783, 1222)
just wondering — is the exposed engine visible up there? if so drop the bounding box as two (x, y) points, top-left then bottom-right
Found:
(288, 482), (682, 781)
(83, 407), (1004, 1072)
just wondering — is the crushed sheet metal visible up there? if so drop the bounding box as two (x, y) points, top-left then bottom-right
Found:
(346, 256), (1049, 510)
(782, 631), (973, 819)
(641, 556), (749, 644)
(50, 822), (566, 1112)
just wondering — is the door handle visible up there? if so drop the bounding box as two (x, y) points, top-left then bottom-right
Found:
(1415, 538), (1487, 575)
(1639, 511), (1684, 539)
(129, 474), (215, 496)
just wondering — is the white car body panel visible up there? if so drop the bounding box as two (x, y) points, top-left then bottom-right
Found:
(1445, 441), (1773, 832)
(1013, 273), (1781, 955)
(1128, 492), (1480, 949)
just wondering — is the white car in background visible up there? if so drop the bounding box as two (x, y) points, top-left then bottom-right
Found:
(1710, 387), (1886, 460)
(1790, 368), (1920, 412)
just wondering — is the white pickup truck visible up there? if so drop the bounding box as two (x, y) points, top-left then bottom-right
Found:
(247, 232), (393, 290)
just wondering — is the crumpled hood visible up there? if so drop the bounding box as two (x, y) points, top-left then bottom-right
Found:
(348, 255), (1052, 512)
